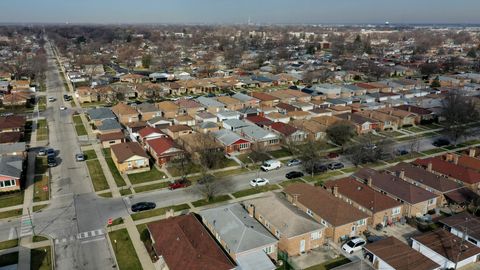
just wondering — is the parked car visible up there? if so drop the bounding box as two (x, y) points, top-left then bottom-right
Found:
(367, 235), (385, 243)
(46, 148), (55, 157)
(250, 178), (269, 187)
(168, 179), (191, 190)
(261, 160), (282, 171)
(305, 163), (328, 174)
(397, 149), (409, 156)
(48, 97), (56, 102)
(131, 202), (156, 212)
(287, 159), (302, 166)
(342, 238), (366, 254)
(432, 138), (450, 147)
(60, 106), (67, 110)
(75, 153), (85, 162)
(328, 162), (344, 170)
(286, 171), (304, 179)
(47, 156), (57, 167)
(38, 148), (47, 156)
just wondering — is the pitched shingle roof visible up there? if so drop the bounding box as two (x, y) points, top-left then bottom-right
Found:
(414, 157), (480, 185)
(147, 214), (236, 270)
(87, 108), (116, 120)
(283, 183), (369, 226)
(111, 142), (148, 163)
(0, 155), (23, 178)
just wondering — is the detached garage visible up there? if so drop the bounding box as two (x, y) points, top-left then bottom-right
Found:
(412, 230), (480, 269)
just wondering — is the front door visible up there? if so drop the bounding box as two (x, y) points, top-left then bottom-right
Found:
(300, 239), (306, 253)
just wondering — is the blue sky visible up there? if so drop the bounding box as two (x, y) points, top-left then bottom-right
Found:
(3, 0), (480, 24)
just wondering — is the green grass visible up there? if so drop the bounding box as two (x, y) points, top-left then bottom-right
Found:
(108, 218), (124, 227)
(72, 115), (83, 125)
(131, 204), (190, 221)
(218, 158), (240, 168)
(80, 101), (108, 108)
(0, 239), (18, 250)
(238, 153), (270, 164)
(340, 167), (358, 174)
(35, 157), (48, 175)
(102, 148), (112, 158)
(379, 130), (405, 138)
(86, 160), (109, 191)
(280, 179), (305, 187)
(462, 139), (480, 146)
(32, 235), (49, 243)
(105, 158), (126, 187)
(33, 175), (49, 202)
(232, 185), (280, 199)
(83, 149), (97, 160)
(128, 167), (166, 184)
(191, 195), (232, 207)
(133, 182), (169, 193)
(167, 163), (202, 177)
(109, 229), (142, 270)
(213, 168), (249, 178)
(421, 148), (447, 156)
(31, 246), (52, 270)
(0, 252), (18, 267)
(74, 123), (87, 136)
(388, 152), (423, 163)
(404, 126), (426, 133)
(36, 119), (48, 141)
(98, 192), (112, 198)
(33, 204), (48, 212)
(305, 256), (350, 270)
(0, 192), (24, 208)
(120, 188), (132, 196)
(0, 209), (22, 220)
(269, 148), (293, 159)
(304, 171), (344, 182)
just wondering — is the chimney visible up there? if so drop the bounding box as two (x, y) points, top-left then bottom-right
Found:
(347, 114), (351, 120)
(453, 155), (459, 165)
(427, 162), (433, 172)
(469, 148), (476, 157)
(399, 169), (405, 180)
(332, 186), (339, 197)
(367, 177), (373, 187)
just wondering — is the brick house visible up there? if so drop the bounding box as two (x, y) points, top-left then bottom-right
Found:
(283, 183), (369, 243)
(111, 103), (140, 125)
(146, 137), (184, 166)
(324, 177), (403, 227)
(244, 193), (325, 257)
(110, 142), (150, 174)
(0, 116), (26, 133)
(98, 131), (125, 148)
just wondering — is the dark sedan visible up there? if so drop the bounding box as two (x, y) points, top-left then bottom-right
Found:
(286, 171), (304, 179)
(131, 202), (156, 212)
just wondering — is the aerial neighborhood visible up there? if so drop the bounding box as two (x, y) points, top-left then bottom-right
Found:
(0, 22), (480, 270)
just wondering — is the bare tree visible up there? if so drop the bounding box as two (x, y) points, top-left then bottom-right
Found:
(441, 91), (479, 145)
(196, 170), (219, 202)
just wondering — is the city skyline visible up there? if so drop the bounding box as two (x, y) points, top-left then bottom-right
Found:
(4, 0), (480, 25)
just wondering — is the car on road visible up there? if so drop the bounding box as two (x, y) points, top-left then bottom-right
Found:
(432, 138), (450, 147)
(250, 177), (269, 187)
(397, 149), (409, 156)
(286, 171), (304, 179)
(75, 153), (85, 162)
(48, 97), (56, 102)
(38, 148), (48, 156)
(342, 237), (366, 254)
(131, 202), (156, 212)
(305, 163), (328, 174)
(328, 162), (344, 170)
(63, 95), (72, 101)
(60, 106), (67, 110)
(260, 160), (282, 171)
(47, 156), (57, 167)
(168, 179), (191, 190)
(287, 159), (302, 166)
(46, 148), (55, 157)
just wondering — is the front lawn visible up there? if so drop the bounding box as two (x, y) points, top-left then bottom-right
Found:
(133, 182), (169, 193)
(303, 171), (344, 182)
(213, 168), (249, 178)
(35, 157), (48, 175)
(83, 149), (97, 160)
(279, 179), (305, 187)
(73, 115), (88, 136)
(167, 163), (202, 177)
(131, 204), (190, 221)
(0, 239), (18, 250)
(421, 148), (446, 156)
(231, 185), (280, 199)
(109, 229), (142, 270)
(0, 209), (22, 220)
(128, 167), (166, 184)
(36, 119), (48, 141)
(105, 157), (126, 187)
(269, 148), (293, 159)
(33, 175), (49, 202)
(0, 192), (24, 208)
(86, 160), (109, 191)
(191, 195), (231, 208)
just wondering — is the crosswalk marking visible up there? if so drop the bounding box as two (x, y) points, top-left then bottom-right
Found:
(54, 229), (106, 245)
(8, 227), (15, 240)
(20, 215), (33, 237)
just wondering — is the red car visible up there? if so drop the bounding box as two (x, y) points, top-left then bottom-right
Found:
(168, 179), (191, 190)
(327, 152), (339, 159)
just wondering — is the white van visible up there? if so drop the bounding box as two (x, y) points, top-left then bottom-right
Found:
(261, 160), (282, 171)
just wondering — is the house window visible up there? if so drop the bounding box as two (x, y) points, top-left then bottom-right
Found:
(467, 237), (478, 245)
(263, 245), (274, 254)
(275, 230), (281, 238)
(311, 231), (321, 240)
(136, 159), (145, 167)
(428, 198), (436, 206)
(4, 180), (11, 187)
(0, 181), (4, 187)
(109, 140), (116, 144)
(351, 226), (356, 232)
(306, 209), (313, 217)
(127, 162), (132, 169)
(357, 219), (366, 226)
(239, 143), (249, 150)
(392, 207), (401, 216)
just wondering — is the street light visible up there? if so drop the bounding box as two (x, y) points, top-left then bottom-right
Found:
(114, 239), (117, 254)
